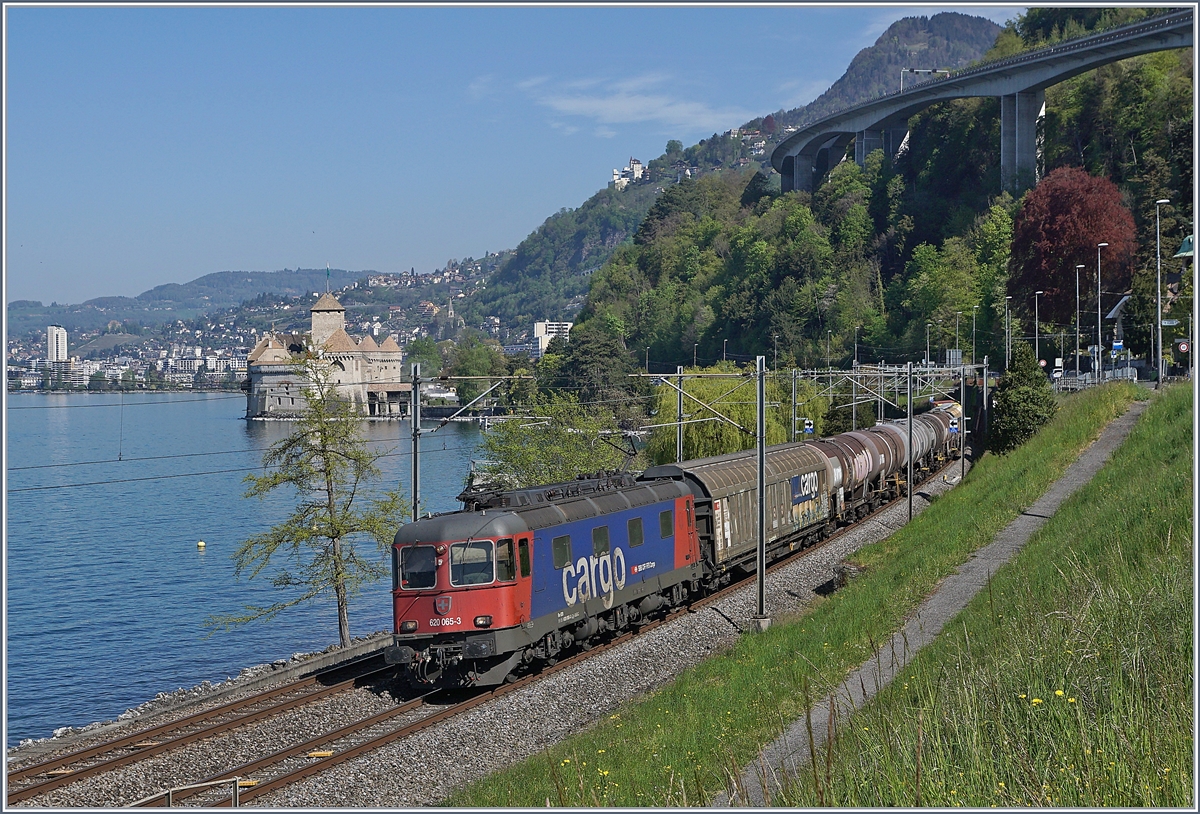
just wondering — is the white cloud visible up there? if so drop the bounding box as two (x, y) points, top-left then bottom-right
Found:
(467, 74), (496, 101)
(521, 73), (755, 135)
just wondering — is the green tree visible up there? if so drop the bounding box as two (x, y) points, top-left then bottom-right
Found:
(446, 333), (507, 403)
(740, 170), (774, 208)
(645, 363), (827, 463)
(404, 335), (442, 376)
(987, 342), (1058, 454)
(474, 393), (633, 488)
(208, 358), (408, 648)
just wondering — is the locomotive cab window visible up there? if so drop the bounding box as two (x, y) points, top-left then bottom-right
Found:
(552, 535), (572, 569)
(659, 509), (674, 539)
(450, 541), (494, 586)
(592, 526), (610, 556)
(398, 545), (437, 590)
(518, 538), (531, 577)
(495, 538), (516, 582)
(627, 517), (644, 547)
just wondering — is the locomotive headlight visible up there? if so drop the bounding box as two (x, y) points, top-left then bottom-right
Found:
(399, 620), (418, 633)
(474, 615), (493, 628)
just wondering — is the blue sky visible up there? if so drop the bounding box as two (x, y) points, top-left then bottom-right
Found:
(4, 3), (1021, 306)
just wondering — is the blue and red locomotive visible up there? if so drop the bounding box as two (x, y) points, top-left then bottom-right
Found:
(384, 404), (962, 688)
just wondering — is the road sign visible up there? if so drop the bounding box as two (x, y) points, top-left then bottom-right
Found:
(1163, 319), (1180, 327)
(1039, 359), (1046, 367)
(1179, 341), (1190, 354)
(803, 418), (814, 434)
(1113, 340), (1124, 351)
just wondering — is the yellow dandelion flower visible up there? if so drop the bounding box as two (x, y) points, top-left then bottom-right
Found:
(1056, 690), (1064, 697)
(1068, 697), (1076, 703)
(1031, 698), (1043, 705)
(597, 749), (605, 754)
(998, 782), (1005, 788)
(1019, 693), (1027, 699)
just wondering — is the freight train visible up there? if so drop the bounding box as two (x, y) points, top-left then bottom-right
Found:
(383, 404), (962, 688)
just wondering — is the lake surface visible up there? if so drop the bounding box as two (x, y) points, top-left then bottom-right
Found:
(4, 391), (482, 748)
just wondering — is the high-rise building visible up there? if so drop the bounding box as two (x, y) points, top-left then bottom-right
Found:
(47, 326), (68, 362)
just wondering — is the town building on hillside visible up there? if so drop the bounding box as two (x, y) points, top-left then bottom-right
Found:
(503, 320), (572, 359)
(245, 293), (409, 419)
(47, 325), (67, 362)
(610, 157), (645, 191)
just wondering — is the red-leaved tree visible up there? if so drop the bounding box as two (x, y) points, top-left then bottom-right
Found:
(1009, 166), (1136, 325)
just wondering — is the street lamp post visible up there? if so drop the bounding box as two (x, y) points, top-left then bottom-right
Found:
(1097, 242), (1108, 382)
(693, 342), (698, 368)
(972, 305), (979, 365)
(826, 330), (832, 366)
(723, 338), (728, 362)
(1075, 264), (1085, 381)
(1156, 199), (1170, 388)
(1034, 290), (1043, 365)
(645, 347), (650, 373)
(773, 334), (779, 371)
(925, 322), (931, 366)
(1005, 296), (1012, 369)
(956, 311), (961, 359)
(852, 326), (860, 430)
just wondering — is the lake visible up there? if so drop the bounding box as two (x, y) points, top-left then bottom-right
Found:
(4, 391), (482, 748)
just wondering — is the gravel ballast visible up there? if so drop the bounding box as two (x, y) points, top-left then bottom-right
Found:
(10, 468), (963, 808)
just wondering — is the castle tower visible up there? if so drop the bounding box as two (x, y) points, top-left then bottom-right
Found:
(310, 292), (346, 348)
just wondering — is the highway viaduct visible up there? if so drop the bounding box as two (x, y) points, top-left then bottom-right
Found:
(771, 8), (1194, 195)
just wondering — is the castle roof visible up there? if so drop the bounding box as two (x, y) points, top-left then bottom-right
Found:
(321, 328), (357, 352)
(357, 334), (379, 351)
(311, 292), (345, 312)
(247, 335), (295, 364)
(379, 336), (402, 352)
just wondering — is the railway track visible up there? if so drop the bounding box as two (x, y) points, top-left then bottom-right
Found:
(13, 456), (960, 807)
(5, 657), (394, 806)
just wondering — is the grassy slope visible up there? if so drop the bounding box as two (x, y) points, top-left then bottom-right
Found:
(776, 382), (1193, 807)
(447, 381), (1148, 807)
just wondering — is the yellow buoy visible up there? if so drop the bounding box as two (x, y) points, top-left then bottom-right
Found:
(197, 540), (206, 549)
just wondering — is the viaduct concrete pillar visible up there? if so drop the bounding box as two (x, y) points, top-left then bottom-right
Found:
(1000, 89), (1045, 193)
(855, 128), (909, 165)
(780, 153), (814, 193)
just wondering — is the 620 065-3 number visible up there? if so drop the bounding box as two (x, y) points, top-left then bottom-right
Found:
(428, 616), (462, 628)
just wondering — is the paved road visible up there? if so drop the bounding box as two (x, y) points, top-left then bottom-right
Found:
(714, 400), (1149, 807)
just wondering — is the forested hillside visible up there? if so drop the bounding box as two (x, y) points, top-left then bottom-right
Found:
(570, 7), (1193, 378)
(461, 183), (662, 328)
(461, 12), (1002, 331)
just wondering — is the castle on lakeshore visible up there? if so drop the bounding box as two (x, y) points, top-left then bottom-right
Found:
(244, 293), (408, 418)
